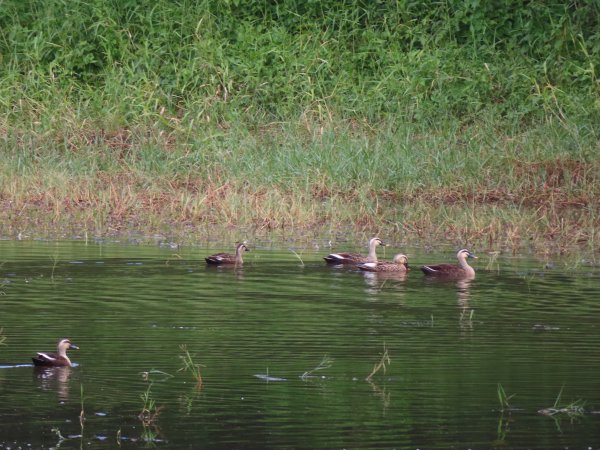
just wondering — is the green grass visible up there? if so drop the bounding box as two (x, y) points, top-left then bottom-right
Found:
(0, 1), (598, 255)
(0, 118), (597, 256)
(497, 383), (516, 412)
(178, 345), (204, 389)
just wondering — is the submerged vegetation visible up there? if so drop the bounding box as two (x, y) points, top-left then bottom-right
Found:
(0, 1), (598, 254)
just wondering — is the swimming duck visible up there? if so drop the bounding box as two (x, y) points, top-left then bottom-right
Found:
(205, 242), (249, 265)
(32, 338), (79, 367)
(323, 237), (385, 264)
(420, 249), (478, 278)
(357, 253), (409, 273)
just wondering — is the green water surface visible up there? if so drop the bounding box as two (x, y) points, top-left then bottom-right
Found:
(0, 239), (599, 449)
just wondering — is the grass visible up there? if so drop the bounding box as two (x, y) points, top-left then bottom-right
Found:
(80, 384), (85, 428)
(0, 2), (597, 256)
(178, 345), (204, 390)
(538, 386), (585, 418)
(366, 343), (391, 382)
(301, 355), (334, 381)
(139, 382), (162, 426)
(497, 383), (516, 413)
(0, 119), (598, 257)
(289, 249), (305, 267)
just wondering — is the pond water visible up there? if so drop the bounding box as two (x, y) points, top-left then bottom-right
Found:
(0, 239), (599, 449)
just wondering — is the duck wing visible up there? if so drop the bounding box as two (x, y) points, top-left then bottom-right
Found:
(32, 352), (59, 366)
(205, 252), (234, 264)
(324, 252), (365, 264)
(420, 263), (461, 275)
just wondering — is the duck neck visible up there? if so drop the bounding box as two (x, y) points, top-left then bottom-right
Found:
(458, 255), (475, 275)
(235, 246), (244, 264)
(58, 346), (72, 365)
(367, 242), (378, 262)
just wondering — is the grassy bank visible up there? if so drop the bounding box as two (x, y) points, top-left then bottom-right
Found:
(1, 117), (598, 256)
(0, 1), (598, 255)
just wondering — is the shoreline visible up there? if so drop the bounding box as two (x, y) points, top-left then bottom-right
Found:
(1, 196), (595, 258)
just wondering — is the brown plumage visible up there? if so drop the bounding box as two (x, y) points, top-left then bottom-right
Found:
(421, 249), (477, 278)
(205, 242), (249, 265)
(358, 254), (409, 272)
(32, 339), (79, 367)
(323, 237), (385, 264)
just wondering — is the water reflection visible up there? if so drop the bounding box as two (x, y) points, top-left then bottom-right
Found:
(367, 379), (391, 414)
(204, 264), (246, 280)
(455, 277), (473, 308)
(0, 241), (599, 449)
(361, 271), (407, 297)
(33, 366), (73, 401)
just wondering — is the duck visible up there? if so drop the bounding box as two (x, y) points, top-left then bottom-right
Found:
(32, 338), (79, 367)
(205, 242), (249, 265)
(323, 237), (385, 264)
(420, 249), (478, 278)
(357, 253), (409, 273)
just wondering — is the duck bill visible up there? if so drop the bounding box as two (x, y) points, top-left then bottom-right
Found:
(70, 344), (80, 350)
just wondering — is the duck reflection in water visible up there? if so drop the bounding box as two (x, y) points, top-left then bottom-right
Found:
(456, 278), (475, 331)
(361, 271), (408, 301)
(423, 272), (475, 330)
(33, 366), (73, 401)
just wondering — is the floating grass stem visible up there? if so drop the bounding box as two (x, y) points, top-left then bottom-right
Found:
(366, 343), (391, 382)
(80, 384), (85, 428)
(289, 249), (305, 267)
(301, 354), (334, 380)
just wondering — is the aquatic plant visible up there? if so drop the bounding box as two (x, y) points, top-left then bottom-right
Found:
(486, 251), (500, 272)
(50, 253), (60, 282)
(300, 354), (334, 381)
(497, 383), (516, 412)
(538, 386), (585, 418)
(51, 427), (66, 445)
(178, 344), (204, 389)
(79, 384), (85, 428)
(289, 249), (305, 267)
(366, 343), (391, 382)
(139, 382), (162, 426)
